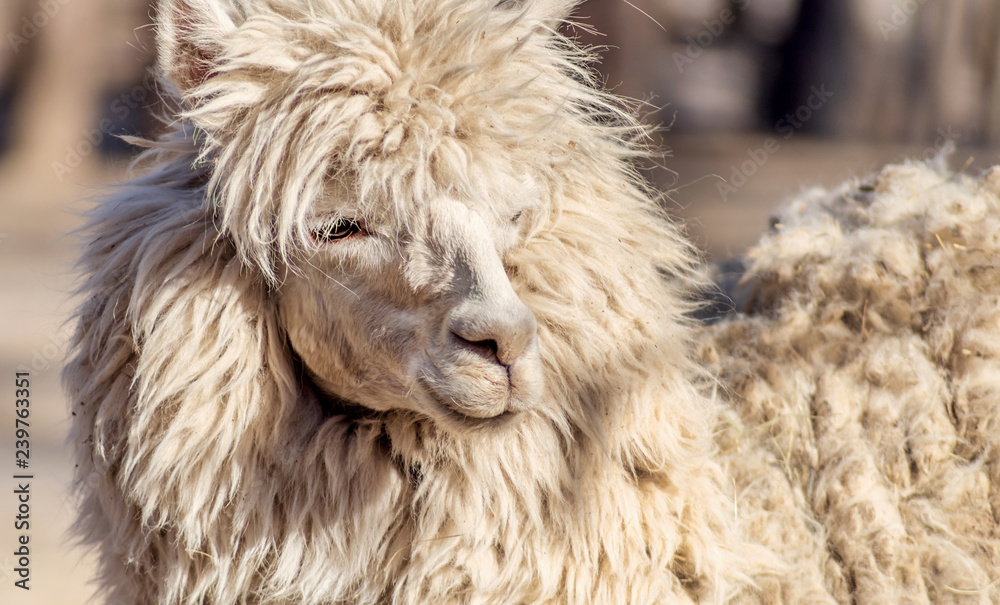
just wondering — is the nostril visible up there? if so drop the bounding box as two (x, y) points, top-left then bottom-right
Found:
(453, 333), (501, 364)
(478, 338), (499, 358)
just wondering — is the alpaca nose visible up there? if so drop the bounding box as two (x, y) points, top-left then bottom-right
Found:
(449, 299), (537, 366)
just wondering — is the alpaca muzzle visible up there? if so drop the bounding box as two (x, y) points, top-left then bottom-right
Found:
(421, 235), (542, 421)
(430, 299), (540, 420)
(417, 200), (543, 418)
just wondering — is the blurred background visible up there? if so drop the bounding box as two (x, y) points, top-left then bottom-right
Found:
(1, 1), (999, 602)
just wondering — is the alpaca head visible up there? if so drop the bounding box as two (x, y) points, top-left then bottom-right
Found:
(277, 179), (545, 427)
(154, 0), (600, 430)
(147, 0), (698, 446)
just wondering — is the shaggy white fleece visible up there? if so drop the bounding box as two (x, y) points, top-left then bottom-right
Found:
(63, 0), (1000, 603)
(66, 1), (761, 603)
(705, 160), (1000, 603)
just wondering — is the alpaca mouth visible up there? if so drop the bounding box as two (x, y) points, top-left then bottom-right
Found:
(430, 391), (522, 428)
(419, 370), (526, 425)
(417, 336), (544, 428)
(424, 382), (520, 419)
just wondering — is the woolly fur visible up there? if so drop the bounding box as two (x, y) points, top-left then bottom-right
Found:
(65, 1), (761, 603)
(64, 1), (1000, 603)
(704, 161), (1000, 603)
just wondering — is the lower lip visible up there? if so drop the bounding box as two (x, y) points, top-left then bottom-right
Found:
(424, 383), (518, 423)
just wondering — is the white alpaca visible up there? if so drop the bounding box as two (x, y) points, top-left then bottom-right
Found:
(64, 0), (1000, 603)
(66, 1), (763, 603)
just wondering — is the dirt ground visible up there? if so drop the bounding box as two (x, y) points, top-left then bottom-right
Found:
(0, 133), (997, 603)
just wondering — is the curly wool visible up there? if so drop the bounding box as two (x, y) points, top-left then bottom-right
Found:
(703, 161), (1000, 603)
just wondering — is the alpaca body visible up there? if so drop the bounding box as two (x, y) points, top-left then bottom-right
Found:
(706, 162), (1000, 603)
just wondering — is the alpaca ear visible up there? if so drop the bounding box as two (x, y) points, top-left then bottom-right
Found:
(156, 0), (247, 95)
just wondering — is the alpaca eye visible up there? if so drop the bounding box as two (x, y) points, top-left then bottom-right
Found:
(312, 218), (364, 243)
(511, 211), (523, 223)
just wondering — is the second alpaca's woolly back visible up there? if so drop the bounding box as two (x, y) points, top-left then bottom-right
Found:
(706, 161), (1000, 603)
